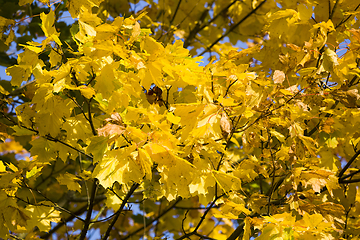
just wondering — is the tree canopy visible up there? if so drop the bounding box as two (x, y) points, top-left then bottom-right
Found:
(1, 0), (360, 239)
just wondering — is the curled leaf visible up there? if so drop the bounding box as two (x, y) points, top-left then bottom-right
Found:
(220, 112), (232, 138)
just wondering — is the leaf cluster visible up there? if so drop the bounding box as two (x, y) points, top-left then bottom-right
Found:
(1, 0), (360, 240)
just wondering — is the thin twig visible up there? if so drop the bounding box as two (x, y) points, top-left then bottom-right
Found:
(339, 178), (360, 184)
(1, 111), (93, 159)
(14, 194), (84, 222)
(169, 0), (182, 25)
(306, 75), (358, 137)
(10, 234), (23, 240)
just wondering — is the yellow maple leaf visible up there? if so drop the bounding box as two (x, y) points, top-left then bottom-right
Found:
(25, 202), (61, 232)
(214, 200), (251, 220)
(212, 170), (241, 194)
(67, 0), (105, 18)
(137, 148), (153, 180)
(93, 146), (143, 189)
(49, 49), (62, 68)
(322, 48), (339, 72)
(56, 173), (81, 192)
(40, 10), (61, 46)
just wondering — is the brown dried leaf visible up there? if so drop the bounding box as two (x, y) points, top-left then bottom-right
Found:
(332, 89), (360, 108)
(273, 70), (285, 84)
(146, 86), (163, 106)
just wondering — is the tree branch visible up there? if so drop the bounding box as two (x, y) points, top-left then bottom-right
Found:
(199, 0), (267, 56)
(335, 3), (360, 29)
(1, 111), (93, 159)
(226, 221), (245, 240)
(305, 75), (358, 137)
(329, 0), (340, 20)
(170, 0), (182, 25)
(40, 196), (105, 239)
(86, 97), (97, 136)
(237, 88), (302, 134)
(101, 182), (140, 240)
(10, 234), (23, 240)
(13, 193), (85, 223)
(46, 134), (93, 159)
(339, 169), (360, 181)
(122, 197), (182, 240)
(65, 93), (90, 122)
(184, 6), (211, 48)
(339, 178), (360, 184)
(177, 194), (225, 240)
(79, 179), (99, 240)
(338, 148), (360, 179)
